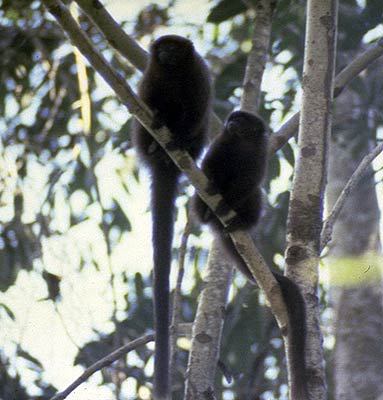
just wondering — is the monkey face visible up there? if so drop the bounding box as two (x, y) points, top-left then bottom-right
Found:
(226, 111), (266, 139)
(152, 35), (194, 67)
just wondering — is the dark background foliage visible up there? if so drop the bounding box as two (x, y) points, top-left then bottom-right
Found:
(0, 0), (381, 398)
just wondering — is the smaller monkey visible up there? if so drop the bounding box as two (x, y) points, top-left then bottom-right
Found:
(133, 35), (212, 400)
(193, 111), (309, 400)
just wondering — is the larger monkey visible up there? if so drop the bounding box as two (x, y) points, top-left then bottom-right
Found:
(133, 35), (212, 400)
(193, 111), (308, 400)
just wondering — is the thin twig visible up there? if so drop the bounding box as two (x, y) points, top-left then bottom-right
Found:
(50, 334), (155, 400)
(270, 37), (383, 153)
(320, 141), (383, 251)
(54, 302), (81, 350)
(40, 86), (67, 138)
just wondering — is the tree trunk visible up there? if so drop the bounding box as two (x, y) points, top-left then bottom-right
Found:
(327, 86), (383, 400)
(285, 1), (338, 399)
(184, 240), (233, 400)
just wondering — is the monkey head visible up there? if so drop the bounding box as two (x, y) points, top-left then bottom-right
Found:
(151, 35), (195, 68)
(226, 111), (266, 140)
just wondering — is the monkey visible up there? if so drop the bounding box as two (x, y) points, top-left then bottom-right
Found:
(192, 111), (309, 400)
(133, 35), (212, 400)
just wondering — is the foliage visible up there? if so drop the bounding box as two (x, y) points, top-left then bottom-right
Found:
(0, 0), (381, 398)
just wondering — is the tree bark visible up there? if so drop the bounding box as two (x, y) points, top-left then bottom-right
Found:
(184, 241), (233, 400)
(285, 1), (338, 399)
(241, 0), (274, 111)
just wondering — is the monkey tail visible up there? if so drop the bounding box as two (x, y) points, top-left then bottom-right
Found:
(274, 273), (309, 400)
(217, 233), (309, 398)
(151, 164), (179, 400)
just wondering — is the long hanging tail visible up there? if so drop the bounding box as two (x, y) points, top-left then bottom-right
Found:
(274, 274), (309, 400)
(151, 164), (179, 400)
(218, 234), (308, 399)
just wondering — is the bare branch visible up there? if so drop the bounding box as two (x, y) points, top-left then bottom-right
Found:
(269, 37), (383, 153)
(50, 334), (154, 400)
(74, 0), (148, 71)
(321, 141), (383, 251)
(334, 37), (383, 96)
(241, 0), (275, 112)
(269, 112), (300, 153)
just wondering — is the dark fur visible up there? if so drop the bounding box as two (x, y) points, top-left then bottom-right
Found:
(133, 35), (212, 400)
(192, 111), (309, 400)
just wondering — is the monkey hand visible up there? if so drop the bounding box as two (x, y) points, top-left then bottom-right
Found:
(151, 109), (165, 130)
(165, 133), (195, 152)
(215, 199), (232, 218)
(215, 200), (243, 234)
(193, 195), (213, 224)
(205, 182), (219, 196)
(222, 215), (244, 235)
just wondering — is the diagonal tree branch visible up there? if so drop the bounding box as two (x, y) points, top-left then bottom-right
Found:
(320, 141), (383, 251)
(74, 0), (148, 71)
(333, 37), (383, 96)
(269, 37), (383, 153)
